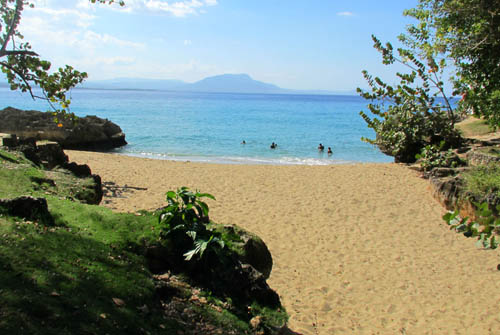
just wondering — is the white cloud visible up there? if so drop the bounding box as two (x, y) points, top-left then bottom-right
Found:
(30, 6), (96, 28)
(82, 31), (145, 49)
(16, 0), (219, 82)
(112, 0), (218, 17)
(145, 0), (202, 17)
(77, 56), (137, 67)
(20, 15), (144, 51)
(337, 11), (354, 17)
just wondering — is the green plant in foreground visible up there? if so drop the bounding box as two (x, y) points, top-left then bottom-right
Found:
(415, 141), (464, 172)
(158, 187), (224, 261)
(443, 202), (500, 249)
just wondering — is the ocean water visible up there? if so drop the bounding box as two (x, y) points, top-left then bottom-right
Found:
(0, 87), (393, 165)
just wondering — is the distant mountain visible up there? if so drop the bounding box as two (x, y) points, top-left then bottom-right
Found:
(8, 73), (344, 95)
(177, 73), (283, 94)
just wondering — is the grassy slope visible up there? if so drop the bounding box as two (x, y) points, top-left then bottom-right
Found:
(454, 117), (500, 203)
(455, 116), (498, 139)
(0, 149), (286, 335)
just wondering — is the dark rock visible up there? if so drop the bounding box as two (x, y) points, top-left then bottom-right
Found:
(239, 264), (281, 307)
(242, 235), (273, 280)
(0, 196), (54, 225)
(63, 162), (92, 177)
(145, 239), (281, 308)
(35, 141), (69, 169)
(0, 107), (127, 150)
(17, 140), (69, 169)
(0, 133), (18, 147)
(429, 176), (463, 211)
(221, 225), (273, 280)
(427, 167), (458, 178)
(74, 174), (103, 205)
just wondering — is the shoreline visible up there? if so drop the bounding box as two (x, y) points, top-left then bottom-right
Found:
(111, 150), (388, 166)
(66, 150), (500, 334)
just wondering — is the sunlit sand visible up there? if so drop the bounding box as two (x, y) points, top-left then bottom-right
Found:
(67, 150), (500, 335)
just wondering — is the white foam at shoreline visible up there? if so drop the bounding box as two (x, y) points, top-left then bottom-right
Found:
(120, 151), (355, 166)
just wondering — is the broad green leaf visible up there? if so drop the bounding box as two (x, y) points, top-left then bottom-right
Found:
(196, 192), (216, 200)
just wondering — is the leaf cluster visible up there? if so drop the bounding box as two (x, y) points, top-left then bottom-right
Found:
(415, 140), (464, 171)
(405, 0), (500, 128)
(0, 0), (123, 118)
(444, 202), (500, 249)
(158, 187), (224, 261)
(358, 34), (462, 163)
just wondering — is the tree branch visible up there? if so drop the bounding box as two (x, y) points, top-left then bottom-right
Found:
(0, 0), (24, 55)
(0, 60), (37, 100)
(0, 49), (38, 57)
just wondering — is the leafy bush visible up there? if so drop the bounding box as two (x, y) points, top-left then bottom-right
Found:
(444, 203), (500, 249)
(158, 187), (224, 261)
(405, 1), (500, 129)
(358, 35), (463, 163)
(415, 141), (464, 171)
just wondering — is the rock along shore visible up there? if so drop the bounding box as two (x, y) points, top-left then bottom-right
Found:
(0, 106), (127, 151)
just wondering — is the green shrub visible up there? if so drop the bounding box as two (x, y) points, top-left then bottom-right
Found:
(358, 29), (463, 162)
(158, 187), (224, 261)
(444, 202), (500, 249)
(415, 141), (464, 171)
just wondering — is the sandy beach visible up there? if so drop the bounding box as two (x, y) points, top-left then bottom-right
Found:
(66, 150), (500, 335)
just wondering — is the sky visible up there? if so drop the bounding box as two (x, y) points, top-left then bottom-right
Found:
(15, 0), (422, 92)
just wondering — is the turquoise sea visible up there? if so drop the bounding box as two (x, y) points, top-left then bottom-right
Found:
(0, 87), (392, 165)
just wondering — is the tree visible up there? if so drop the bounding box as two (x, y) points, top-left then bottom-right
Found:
(0, 0), (124, 116)
(358, 32), (462, 163)
(404, 0), (500, 128)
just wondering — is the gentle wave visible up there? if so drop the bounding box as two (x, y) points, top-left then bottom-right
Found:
(121, 151), (354, 166)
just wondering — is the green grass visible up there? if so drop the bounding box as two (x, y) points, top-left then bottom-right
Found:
(0, 213), (175, 334)
(0, 148), (287, 334)
(455, 117), (494, 137)
(0, 149), (101, 203)
(478, 146), (500, 157)
(463, 163), (500, 200)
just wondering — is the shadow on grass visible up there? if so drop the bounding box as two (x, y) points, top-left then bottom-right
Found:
(0, 219), (170, 335)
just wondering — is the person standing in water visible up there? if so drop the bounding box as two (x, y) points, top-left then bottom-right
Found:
(327, 147), (332, 155)
(318, 143), (324, 151)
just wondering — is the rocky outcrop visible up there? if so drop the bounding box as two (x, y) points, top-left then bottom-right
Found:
(145, 225), (280, 308)
(0, 107), (127, 150)
(427, 142), (500, 220)
(0, 196), (54, 225)
(466, 148), (500, 166)
(220, 224), (273, 279)
(429, 175), (464, 212)
(1, 136), (103, 205)
(21, 140), (69, 169)
(69, 173), (103, 205)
